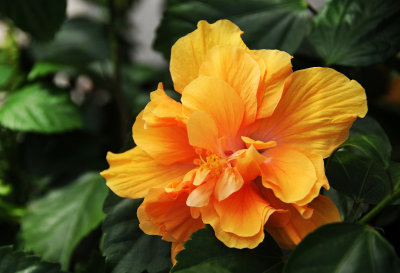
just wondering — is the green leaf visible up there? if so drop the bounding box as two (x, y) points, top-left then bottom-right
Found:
(309, 0), (400, 66)
(346, 116), (392, 167)
(283, 223), (400, 273)
(326, 117), (392, 204)
(21, 173), (108, 270)
(0, 246), (66, 273)
(154, 0), (310, 59)
(172, 226), (283, 273)
(31, 18), (110, 66)
(175, 263), (232, 273)
(28, 62), (69, 81)
(102, 192), (171, 273)
(0, 83), (83, 133)
(0, 0), (66, 41)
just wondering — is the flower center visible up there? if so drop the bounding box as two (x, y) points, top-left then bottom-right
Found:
(193, 148), (227, 177)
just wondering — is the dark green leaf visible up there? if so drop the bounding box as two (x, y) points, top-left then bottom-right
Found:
(0, 246), (66, 273)
(283, 223), (400, 273)
(172, 226), (283, 273)
(309, 0), (400, 66)
(31, 18), (110, 66)
(154, 0), (310, 59)
(21, 173), (108, 270)
(102, 192), (171, 273)
(0, 0), (66, 41)
(326, 151), (391, 204)
(345, 116), (392, 167)
(0, 83), (83, 133)
(175, 263), (232, 273)
(326, 117), (392, 204)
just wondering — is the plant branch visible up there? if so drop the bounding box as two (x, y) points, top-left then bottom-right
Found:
(307, 2), (318, 15)
(107, 0), (130, 144)
(359, 187), (400, 224)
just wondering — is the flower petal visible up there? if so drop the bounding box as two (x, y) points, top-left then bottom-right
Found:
(186, 180), (214, 207)
(252, 67), (368, 158)
(199, 46), (260, 125)
(265, 194), (341, 249)
(260, 145), (317, 203)
(214, 167), (244, 201)
(251, 49), (292, 119)
(101, 147), (194, 198)
(142, 83), (185, 128)
(133, 111), (197, 165)
(213, 183), (275, 237)
(235, 145), (266, 181)
(182, 76), (245, 138)
(187, 111), (219, 153)
(138, 186), (204, 243)
(170, 20), (246, 93)
(200, 197), (266, 249)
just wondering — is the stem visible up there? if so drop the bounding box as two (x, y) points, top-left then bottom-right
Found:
(307, 2), (318, 15)
(359, 187), (400, 224)
(107, 0), (130, 144)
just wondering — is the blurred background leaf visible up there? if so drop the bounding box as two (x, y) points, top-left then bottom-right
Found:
(0, 246), (66, 273)
(154, 0), (311, 59)
(0, 0), (66, 41)
(0, 83), (83, 133)
(21, 173), (108, 270)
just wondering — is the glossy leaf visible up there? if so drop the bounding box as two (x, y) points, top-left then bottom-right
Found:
(172, 226), (283, 273)
(309, 0), (400, 66)
(345, 116), (392, 168)
(284, 223), (400, 273)
(0, 246), (65, 273)
(154, 0), (310, 59)
(21, 173), (108, 270)
(31, 18), (110, 66)
(175, 263), (232, 273)
(0, 84), (83, 133)
(0, 0), (66, 41)
(326, 117), (392, 204)
(102, 192), (171, 273)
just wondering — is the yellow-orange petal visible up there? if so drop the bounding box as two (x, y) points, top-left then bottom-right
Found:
(213, 183), (275, 238)
(241, 136), (277, 150)
(235, 145), (266, 181)
(138, 186), (204, 243)
(199, 198), (266, 249)
(187, 111), (219, 154)
(186, 180), (214, 207)
(101, 147), (194, 198)
(170, 20), (247, 93)
(214, 167), (244, 201)
(199, 46), (260, 126)
(133, 111), (197, 165)
(260, 145), (317, 203)
(252, 67), (368, 158)
(142, 83), (185, 128)
(293, 152), (329, 206)
(265, 194), (341, 249)
(251, 49), (293, 119)
(182, 76), (245, 138)
(171, 242), (184, 265)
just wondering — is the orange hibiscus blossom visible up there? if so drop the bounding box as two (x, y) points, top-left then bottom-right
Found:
(101, 20), (367, 262)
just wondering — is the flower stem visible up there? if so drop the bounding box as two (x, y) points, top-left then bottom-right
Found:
(359, 187), (400, 224)
(107, 0), (130, 144)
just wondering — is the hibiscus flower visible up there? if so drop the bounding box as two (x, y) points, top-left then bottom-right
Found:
(101, 19), (367, 262)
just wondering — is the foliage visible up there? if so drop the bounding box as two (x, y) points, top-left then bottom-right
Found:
(0, 0), (400, 272)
